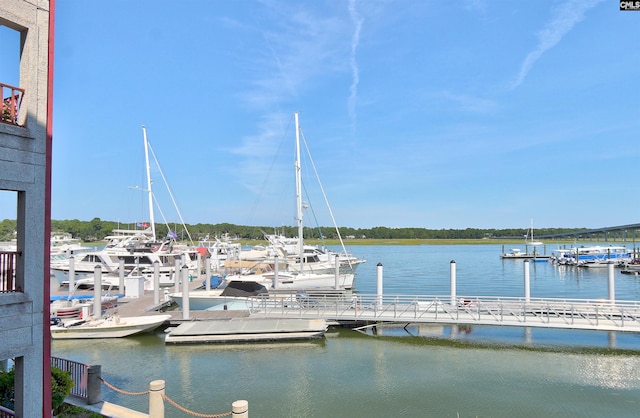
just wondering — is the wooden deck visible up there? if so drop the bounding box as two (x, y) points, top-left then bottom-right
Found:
(50, 280), (249, 324)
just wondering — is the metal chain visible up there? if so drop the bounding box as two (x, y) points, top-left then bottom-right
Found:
(162, 393), (232, 418)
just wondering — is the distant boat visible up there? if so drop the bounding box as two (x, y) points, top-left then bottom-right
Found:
(549, 245), (633, 267)
(500, 220), (548, 260)
(50, 314), (170, 339)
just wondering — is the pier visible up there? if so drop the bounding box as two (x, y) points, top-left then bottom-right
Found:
(247, 293), (640, 333)
(99, 259), (640, 335)
(50, 258), (640, 336)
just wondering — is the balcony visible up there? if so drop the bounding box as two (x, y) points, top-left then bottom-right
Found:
(1, 82), (24, 126)
(0, 251), (20, 293)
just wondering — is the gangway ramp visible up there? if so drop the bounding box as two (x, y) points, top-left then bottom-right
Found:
(247, 294), (640, 333)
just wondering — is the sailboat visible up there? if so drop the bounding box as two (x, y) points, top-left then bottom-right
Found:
(50, 127), (201, 290)
(216, 113), (364, 293)
(500, 220), (548, 261)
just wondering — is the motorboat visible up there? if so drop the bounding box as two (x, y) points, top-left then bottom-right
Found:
(170, 275), (351, 311)
(551, 245), (633, 267)
(50, 313), (170, 339)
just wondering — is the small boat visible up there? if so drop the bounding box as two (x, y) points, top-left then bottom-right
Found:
(501, 248), (526, 258)
(501, 220), (549, 260)
(164, 317), (328, 344)
(50, 314), (170, 339)
(552, 245), (633, 267)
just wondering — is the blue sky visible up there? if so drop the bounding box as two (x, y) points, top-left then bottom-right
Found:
(1, 0), (639, 230)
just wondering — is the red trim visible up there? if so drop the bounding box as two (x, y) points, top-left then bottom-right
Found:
(43, 0), (55, 415)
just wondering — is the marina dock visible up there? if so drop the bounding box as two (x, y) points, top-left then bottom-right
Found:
(51, 259), (640, 339)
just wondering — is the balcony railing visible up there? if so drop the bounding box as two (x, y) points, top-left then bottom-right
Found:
(1, 82), (24, 126)
(0, 251), (20, 293)
(51, 357), (92, 401)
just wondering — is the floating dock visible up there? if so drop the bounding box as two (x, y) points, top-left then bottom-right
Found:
(164, 317), (328, 344)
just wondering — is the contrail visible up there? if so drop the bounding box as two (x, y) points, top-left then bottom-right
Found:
(511, 0), (604, 89)
(348, 0), (363, 128)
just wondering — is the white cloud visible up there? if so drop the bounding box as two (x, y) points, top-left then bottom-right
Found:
(348, 0), (364, 131)
(511, 0), (604, 89)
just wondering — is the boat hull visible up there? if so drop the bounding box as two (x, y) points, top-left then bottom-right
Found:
(50, 314), (170, 339)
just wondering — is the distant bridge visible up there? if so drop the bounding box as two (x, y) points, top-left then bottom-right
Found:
(535, 223), (640, 242)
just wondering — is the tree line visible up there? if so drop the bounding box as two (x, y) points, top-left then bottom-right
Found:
(0, 218), (584, 243)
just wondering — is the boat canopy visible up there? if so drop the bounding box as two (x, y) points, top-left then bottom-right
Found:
(221, 281), (269, 297)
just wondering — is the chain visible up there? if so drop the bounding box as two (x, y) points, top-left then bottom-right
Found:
(98, 377), (232, 417)
(99, 377), (149, 396)
(162, 393), (232, 418)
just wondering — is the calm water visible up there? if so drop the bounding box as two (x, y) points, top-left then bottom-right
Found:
(52, 244), (640, 417)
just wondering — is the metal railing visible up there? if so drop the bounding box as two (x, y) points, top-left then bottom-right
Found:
(1, 82), (24, 126)
(248, 293), (640, 332)
(51, 357), (90, 400)
(0, 405), (14, 418)
(0, 251), (20, 293)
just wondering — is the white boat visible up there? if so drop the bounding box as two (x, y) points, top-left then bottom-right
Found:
(227, 112), (365, 287)
(259, 232), (366, 275)
(164, 317), (328, 344)
(196, 236), (242, 272)
(50, 293), (120, 320)
(550, 245), (633, 267)
(220, 257), (355, 292)
(50, 314), (170, 339)
(501, 248), (526, 258)
(170, 278), (349, 311)
(50, 238), (190, 289)
(170, 280), (268, 311)
(52, 128), (208, 289)
(50, 232), (92, 260)
(574, 245), (633, 267)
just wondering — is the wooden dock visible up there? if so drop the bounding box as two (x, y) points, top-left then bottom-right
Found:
(50, 280), (249, 324)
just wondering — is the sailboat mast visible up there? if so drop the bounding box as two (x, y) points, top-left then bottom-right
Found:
(142, 125), (156, 241)
(294, 112), (304, 262)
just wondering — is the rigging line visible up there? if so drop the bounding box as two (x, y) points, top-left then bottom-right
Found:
(150, 191), (171, 238)
(298, 128), (350, 262)
(301, 180), (327, 245)
(146, 141), (194, 246)
(247, 116), (293, 225)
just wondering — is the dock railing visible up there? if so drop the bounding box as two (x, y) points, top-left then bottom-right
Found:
(248, 293), (640, 332)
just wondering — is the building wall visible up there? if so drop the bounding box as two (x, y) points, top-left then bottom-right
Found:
(0, 1), (51, 417)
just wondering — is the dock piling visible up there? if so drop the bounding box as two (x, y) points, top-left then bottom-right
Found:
(524, 260), (530, 302)
(118, 257), (125, 295)
(376, 262), (383, 308)
(608, 263), (615, 303)
(153, 261), (160, 305)
(335, 254), (340, 290)
(68, 255), (75, 295)
(94, 266), (101, 319)
(149, 380), (165, 418)
(181, 266), (190, 320)
(232, 400), (249, 418)
(450, 260), (456, 306)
